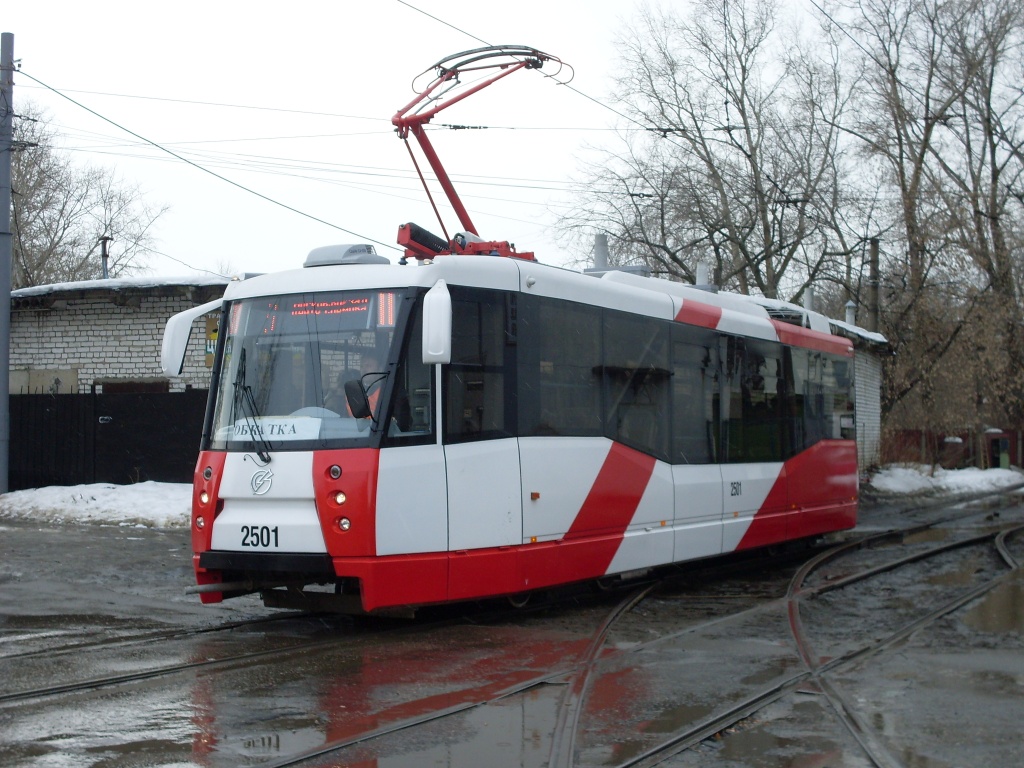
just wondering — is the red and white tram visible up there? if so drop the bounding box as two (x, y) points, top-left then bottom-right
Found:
(161, 47), (858, 614)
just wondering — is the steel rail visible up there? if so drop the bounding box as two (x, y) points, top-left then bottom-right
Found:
(0, 611), (323, 662)
(609, 513), (1024, 768)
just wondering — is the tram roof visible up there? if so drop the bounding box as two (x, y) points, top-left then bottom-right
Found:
(220, 256), (876, 356)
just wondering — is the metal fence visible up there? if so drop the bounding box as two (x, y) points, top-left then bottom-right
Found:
(9, 390), (209, 490)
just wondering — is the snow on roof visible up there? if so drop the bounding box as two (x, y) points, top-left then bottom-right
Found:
(827, 317), (889, 347)
(11, 274), (231, 298)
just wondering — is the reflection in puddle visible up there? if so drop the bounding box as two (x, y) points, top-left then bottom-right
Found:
(307, 685), (560, 768)
(712, 700), (856, 768)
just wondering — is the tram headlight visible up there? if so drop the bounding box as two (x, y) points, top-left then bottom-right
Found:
(199, 491), (210, 505)
(338, 517), (351, 532)
(196, 516), (205, 530)
(334, 491), (347, 505)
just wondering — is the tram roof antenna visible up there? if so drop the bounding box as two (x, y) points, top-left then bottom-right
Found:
(392, 45), (567, 238)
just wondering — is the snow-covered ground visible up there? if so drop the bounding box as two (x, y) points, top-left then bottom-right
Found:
(0, 464), (1022, 529)
(0, 482), (191, 528)
(868, 464), (1024, 496)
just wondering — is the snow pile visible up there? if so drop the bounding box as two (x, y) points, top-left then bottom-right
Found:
(0, 482), (191, 528)
(869, 464), (1024, 496)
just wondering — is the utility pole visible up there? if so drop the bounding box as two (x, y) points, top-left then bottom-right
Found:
(0, 32), (14, 494)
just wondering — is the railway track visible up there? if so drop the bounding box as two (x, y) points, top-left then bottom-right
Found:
(276, 493), (1024, 768)
(1, 491), (1021, 767)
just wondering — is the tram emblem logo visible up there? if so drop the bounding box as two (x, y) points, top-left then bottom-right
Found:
(250, 469), (274, 496)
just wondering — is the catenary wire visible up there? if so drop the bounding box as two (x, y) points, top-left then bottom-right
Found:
(17, 70), (402, 252)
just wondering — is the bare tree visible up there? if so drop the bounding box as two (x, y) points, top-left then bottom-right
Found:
(10, 105), (166, 289)
(562, 0), (858, 301)
(832, 0), (1024, 426)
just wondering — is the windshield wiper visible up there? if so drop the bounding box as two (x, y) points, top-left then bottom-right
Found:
(234, 348), (272, 464)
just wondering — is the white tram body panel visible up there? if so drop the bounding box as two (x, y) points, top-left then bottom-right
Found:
(519, 437), (613, 542)
(375, 443), (448, 556)
(211, 452), (326, 554)
(446, 438), (522, 550)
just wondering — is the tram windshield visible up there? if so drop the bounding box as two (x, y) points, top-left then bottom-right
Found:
(207, 289), (410, 452)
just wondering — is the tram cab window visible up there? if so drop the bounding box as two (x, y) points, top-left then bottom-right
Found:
(443, 288), (514, 443)
(207, 290), (403, 452)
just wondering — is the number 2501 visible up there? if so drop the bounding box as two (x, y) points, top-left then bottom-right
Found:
(241, 525), (279, 548)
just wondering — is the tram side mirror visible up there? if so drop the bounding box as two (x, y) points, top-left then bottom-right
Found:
(344, 379), (371, 419)
(161, 298), (224, 376)
(422, 279), (452, 364)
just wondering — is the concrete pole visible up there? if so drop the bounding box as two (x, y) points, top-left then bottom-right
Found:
(0, 33), (14, 493)
(594, 233), (610, 270)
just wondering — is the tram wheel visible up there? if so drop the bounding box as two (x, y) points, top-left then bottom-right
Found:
(507, 592), (531, 608)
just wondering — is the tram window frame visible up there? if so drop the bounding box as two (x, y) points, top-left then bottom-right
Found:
(442, 287), (516, 444)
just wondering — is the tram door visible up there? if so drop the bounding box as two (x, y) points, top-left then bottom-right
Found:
(442, 290), (523, 598)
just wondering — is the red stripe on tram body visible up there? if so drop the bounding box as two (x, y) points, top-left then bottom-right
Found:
(563, 442), (658, 570)
(675, 300), (723, 329)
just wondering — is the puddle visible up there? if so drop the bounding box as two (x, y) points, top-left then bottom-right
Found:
(740, 657), (801, 686)
(925, 553), (986, 587)
(902, 528), (953, 545)
(964, 574), (1024, 633)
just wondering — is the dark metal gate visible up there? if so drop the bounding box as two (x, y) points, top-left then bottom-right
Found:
(9, 390), (209, 491)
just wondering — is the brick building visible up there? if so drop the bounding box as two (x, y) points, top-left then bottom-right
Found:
(8, 276), (229, 490)
(10, 275), (228, 395)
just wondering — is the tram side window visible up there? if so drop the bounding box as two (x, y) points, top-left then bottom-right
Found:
(444, 288), (513, 442)
(743, 339), (787, 461)
(603, 311), (670, 459)
(720, 337), (745, 462)
(385, 300), (434, 444)
(671, 326), (717, 464)
(720, 337), (787, 463)
(803, 351), (829, 448)
(787, 348), (854, 450)
(825, 354), (856, 440)
(518, 296), (602, 437)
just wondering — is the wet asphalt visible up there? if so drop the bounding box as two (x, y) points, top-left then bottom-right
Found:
(0, 493), (1021, 767)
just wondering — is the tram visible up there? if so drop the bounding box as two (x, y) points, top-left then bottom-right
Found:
(162, 47), (859, 613)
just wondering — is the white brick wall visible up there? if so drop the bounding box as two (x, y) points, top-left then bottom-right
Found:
(11, 295), (217, 394)
(855, 351), (883, 472)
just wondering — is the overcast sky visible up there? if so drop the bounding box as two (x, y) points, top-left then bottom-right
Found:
(4, 1), (640, 279)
